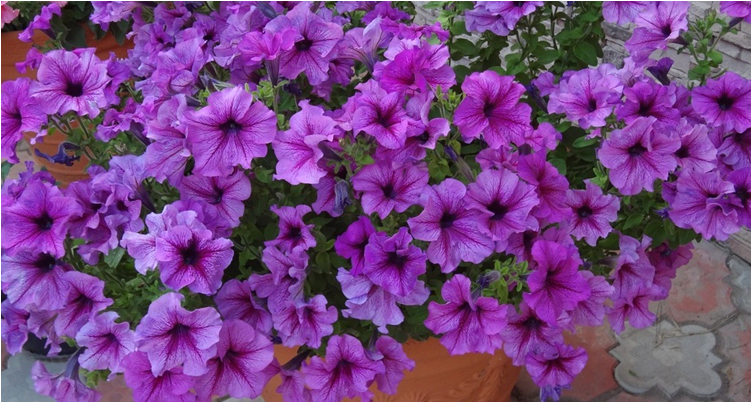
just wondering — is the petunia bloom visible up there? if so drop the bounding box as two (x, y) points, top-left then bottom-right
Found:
(379, 42), (455, 95)
(625, 2), (690, 61)
(371, 336), (415, 395)
(1, 78), (46, 163)
(352, 162), (428, 219)
(265, 204), (317, 253)
(334, 216), (376, 275)
(32, 353), (101, 402)
(672, 120), (718, 173)
(363, 227), (427, 297)
(720, 1), (752, 23)
(607, 285), (662, 334)
(122, 351), (196, 402)
(455, 71), (532, 149)
(517, 151), (572, 222)
(273, 295), (338, 349)
(75, 311), (136, 374)
(179, 170), (251, 228)
(616, 81), (681, 131)
(598, 117), (681, 195)
(691, 72), (751, 133)
(502, 301), (564, 366)
(668, 170), (740, 241)
(564, 181), (620, 246)
(352, 87), (411, 149)
(214, 279), (273, 335)
(602, 1), (648, 25)
(1, 251), (71, 311)
(548, 66), (623, 129)
(570, 272), (615, 327)
(525, 344), (588, 388)
(135, 293), (222, 376)
(55, 271), (113, 338)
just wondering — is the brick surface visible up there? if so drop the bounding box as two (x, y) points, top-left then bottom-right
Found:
(562, 324), (620, 401)
(717, 315), (751, 402)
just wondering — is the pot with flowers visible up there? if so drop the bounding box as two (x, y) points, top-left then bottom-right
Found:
(1, 1), (750, 402)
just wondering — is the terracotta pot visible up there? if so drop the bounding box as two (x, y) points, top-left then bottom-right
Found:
(23, 130), (90, 188)
(261, 338), (521, 402)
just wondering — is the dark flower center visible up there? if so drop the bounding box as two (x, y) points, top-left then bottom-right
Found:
(376, 110), (391, 128)
(90, 202), (102, 212)
(287, 226), (302, 240)
(65, 81), (84, 97)
(577, 205), (593, 218)
(296, 37), (314, 51)
(522, 230), (536, 251)
(522, 316), (541, 330)
(487, 200), (509, 220)
(439, 212), (456, 229)
(181, 240), (200, 265)
(717, 95), (734, 111)
(220, 119), (242, 135)
(676, 145), (689, 159)
(170, 323), (191, 337)
(587, 97), (598, 112)
(661, 24), (673, 37)
(211, 186), (224, 205)
(483, 103), (496, 118)
(117, 200), (128, 212)
(387, 251), (408, 268)
(637, 101), (653, 117)
(34, 212), (54, 230)
(382, 183), (397, 199)
(513, 1), (525, 7)
(35, 253), (58, 273)
(736, 187), (750, 204)
(417, 131), (430, 144)
(628, 144), (647, 157)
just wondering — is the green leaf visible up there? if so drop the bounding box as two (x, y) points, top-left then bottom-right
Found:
(622, 214), (643, 230)
(423, 1), (445, 9)
(688, 64), (711, 81)
(535, 48), (560, 64)
(572, 136), (598, 148)
(452, 38), (479, 57)
(105, 247), (126, 268)
(708, 50), (723, 65)
(1, 161), (12, 182)
(549, 158), (567, 175)
(450, 20), (468, 36)
(315, 252), (331, 272)
(573, 42), (598, 65)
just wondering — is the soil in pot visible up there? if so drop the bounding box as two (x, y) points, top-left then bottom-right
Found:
(261, 337), (521, 402)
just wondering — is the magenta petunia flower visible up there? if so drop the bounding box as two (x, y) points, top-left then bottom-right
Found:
(1, 251), (71, 311)
(363, 227), (427, 297)
(1, 300), (29, 355)
(32, 355), (101, 402)
(525, 343), (588, 388)
(352, 87), (411, 149)
(673, 121), (718, 173)
(602, 1), (648, 25)
(691, 72), (751, 133)
(179, 170), (251, 228)
(75, 311), (136, 374)
(720, 1), (751, 23)
(607, 285), (662, 334)
(380, 42), (455, 95)
(339, 17), (391, 72)
(135, 293), (222, 376)
(352, 162), (428, 219)
(122, 351), (197, 402)
(268, 3), (343, 85)
(454, 71), (532, 149)
(570, 271), (615, 327)
(625, 2), (689, 61)
(548, 67), (623, 129)
(29, 48), (110, 117)
(466, 168), (539, 246)
(143, 94), (191, 187)
(185, 86), (276, 177)
(425, 274), (508, 355)
(337, 267), (429, 333)
(1, 78), (46, 163)
(193, 320), (275, 401)
(598, 117), (680, 195)
(408, 178), (495, 273)
(668, 170), (740, 241)
(251, 246), (308, 315)
(265, 204), (317, 253)
(273, 295), (338, 349)
(465, 2), (510, 36)
(648, 242), (693, 298)
(711, 127), (751, 170)
(55, 271), (113, 338)
(1, 181), (81, 258)
(616, 81), (681, 130)
(371, 335), (415, 395)
(273, 101), (338, 185)
(611, 234), (656, 299)
(564, 181), (620, 246)
(214, 279), (273, 335)
(524, 241), (590, 325)
(502, 301), (564, 366)
(729, 168), (751, 228)
(334, 216), (376, 275)
(303, 334), (385, 402)
(154, 222), (233, 295)
(517, 151), (572, 223)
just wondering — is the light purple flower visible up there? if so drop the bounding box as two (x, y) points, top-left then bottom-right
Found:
(570, 272), (615, 327)
(625, 2), (690, 61)
(265, 205), (317, 253)
(55, 271), (113, 338)
(611, 234), (656, 298)
(607, 285), (662, 334)
(455, 71), (532, 149)
(711, 127), (751, 171)
(352, 87), (411, 149)
(135, 293), (222, 376)
(525, 344), (588, 388)
(334, 216), (376, 275)
(352, 162), (428, 219)
(668, 170), (740, 241)
(363, 227), (427, 297)
(502, 301), (564, 366)
(185, 86), (276, 177)
(143, 94), (191, 186)
(1, 251), (71, 311)
(32, 354), (101, 402)
(564, 181), (620, 246)
(122, 351), (197, 402)
(371, 335), (415, 395)
(548, 67), (623, 129)
(214, 279), (273, 335)
(408, 178), (495, 273)
(721, 1), (752, 23)
(602, 1), (648, 25)
(338, 17), (391, 72)
(179, 170), (251, 228)
(517, 151), (572, 222)
(1, 78), (46, 163)
(1, 300), (29, 354)
(303, 334), (385, 402)
(380, 42), (455, 94)
(193, 320), (275, 401)
(273, 295), (338, 349)
(691, 72), (751, 133)
(75, 311), (136, 374)
(673, 121), (718, 173)
(616, 81), (681, 130)
(729, 168), (751, 228)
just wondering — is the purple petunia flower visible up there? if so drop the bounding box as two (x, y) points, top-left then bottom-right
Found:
(352, 162), (429, 219)
(135, 293), (222, 376)
(303, 334), (385, 402)
(673, 120), (718, 173)
(711, 127), (751, 171)
(729, 168), (751, 228)
(691, 72), (751, 133)
(564, 181), (620, 246)
(524, 241), (590, 325)
(371, 335), (415, 395)
(570, 271), (615, 327)
(339, 17), (391, 72)
(185, 86), (277, 177)
(267, 3), (344, 85)
(616, 81), (681, 131)
(214, 279), (273, 335)
(625, 2), (689, 61)
(273, 295), (338, 349)
(648, 242), (693, 298)
(380, 42), (455, 95)
(334, 216), (376, 275)
(154, 221), (233, 295)
(32, 352), (101, 402)
(337, 267), (429, 333)
(1, 78), (46, 163)
(525, 343), (588, 388)
(1, 251), (71, 311)
(455, 71), (532, 149)
(265, 204), (317, 253)
(668, 170), (741, 241)
(250, 246), (308, 316)
(352, 86), (411, 149)
(363, 227), (427, 297)
(465, 2), (542, 36)
(143, 94), (191, 187)
(598, 117), (681, 195)
(720, 1), (752, 23)
(75, 311), (136, 374)
(607, 285), (662, 334)
(1, 181), (81, 258)
(1, 300), (29, 355)
(55, 271), (113, 338)
(273, 101), (338, 185)
(179, 170), (251, 228)
(30, 48), (111, 117)
(122, 351), (197, 402)
(611, 234), (656, 298)
(408, 178), (495, 273)
(548, 67), (623, 129)
(193, 320), (275, 401)
(502, 301), (565, 366)
(517, 151), (572, 223)
(602, 1), (648, 25)
(425, 274), (508, 355)
(466, 168), (539, 247)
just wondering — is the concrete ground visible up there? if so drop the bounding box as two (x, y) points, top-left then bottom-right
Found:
(1, 143), (750, 402)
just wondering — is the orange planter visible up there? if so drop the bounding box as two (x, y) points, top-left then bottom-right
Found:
(261, 338), (521, 402)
